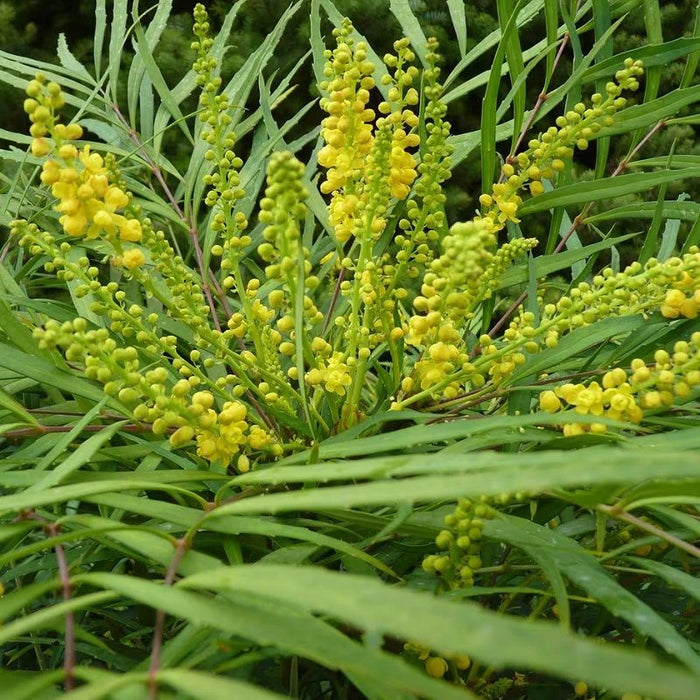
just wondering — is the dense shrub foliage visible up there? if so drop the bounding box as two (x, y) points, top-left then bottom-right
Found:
(0, 1), (699, 698)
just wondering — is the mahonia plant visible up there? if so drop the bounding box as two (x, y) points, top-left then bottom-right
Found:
(10, 4), (700, 480)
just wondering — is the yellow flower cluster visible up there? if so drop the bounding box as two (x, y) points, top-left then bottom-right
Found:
(661, 287), (700, 319)
(405, 61), (647, 365)
(318, 21), (421, 243)
(540, 333), (700, 435)
(395, 68), (650, 403)
(42, 148), (142, 243)
(408, 220), (538, 349)
(30, 312), (275, 471)
(318, 20), (375, 185)
(306, 351), (353, 396)
(167, 392), (269, 471)
(413, 337), (469, 398)
(193, 3), (249, 253)
(24, 74), (144, 269)
(386, 37), (453, 318)
(24, 73), (65, 156)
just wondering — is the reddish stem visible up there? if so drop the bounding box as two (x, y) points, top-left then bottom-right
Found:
(108, 101), (226, 330)
(3, 422), (156, 440)
(19, 514), (75, 690)
(148, 537), (190, 699)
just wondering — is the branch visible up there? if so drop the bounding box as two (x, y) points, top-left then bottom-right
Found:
(2, 422), (155, 440)
(598, 503), (700, 559)
(19, 514), (75, 690)
(489, 119), (667, 335)
(107, 99), (228, 330)
(148, 537), (190, 700)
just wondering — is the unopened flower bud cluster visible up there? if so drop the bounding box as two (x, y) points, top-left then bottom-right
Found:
(422, 498), (495, 588)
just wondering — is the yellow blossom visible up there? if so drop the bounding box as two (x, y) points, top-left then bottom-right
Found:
(121, 248), (145, 269)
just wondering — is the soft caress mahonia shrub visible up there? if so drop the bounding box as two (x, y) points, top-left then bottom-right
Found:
(11, 5), (700, 478)
(4, 3), (700, 697)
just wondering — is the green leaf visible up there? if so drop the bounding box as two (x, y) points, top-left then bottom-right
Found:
(585, 200), (700, 224)
(0, 294), (48, 356)
(77, 573), (475, 700)
(519, 168), (700, 216)
(581, 38), (700, 84)
(624, 556), (700, 602)
(481, 0), (529, 192)
(159, 670), (286, 700)
(486, 515), (700, 672)
(0, 386), (38, 426)
(0, 343), (114, 406)
(177, 565), (700, 699)
(443, 0), (544, 91)
(127, 0), (173, 130)
(28, 425), (126, 493)
(107, 0), (129, 102)
(681, 0), (700, 88)
(516, 315), (646, 381)
(0, 670), (63, 700)
(597, 86), (700, 137)
(94, 0), (107, 77)
(497, 0), (526, 149)
(0, 592), (117, 646)
(131, 21), (192, 145)
(0, 479), (204, 516)
(217, 448), (700, 516)
(446, 0), (467, 57)
(641, 0), (664, 104)
(498, 233), (638, 288)
(57, 34), (93, 82)
(389, 0), (428, 66)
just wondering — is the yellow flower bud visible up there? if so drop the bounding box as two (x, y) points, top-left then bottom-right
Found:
(237, 454), (250, 472)
(424, 657), (448, 678)
(122, 248), (145, 269)
(170, 425), (195, 447)
(65, 123), (83, 140)
(539, 390), (561, 413)
(31, 138), (51, 157)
